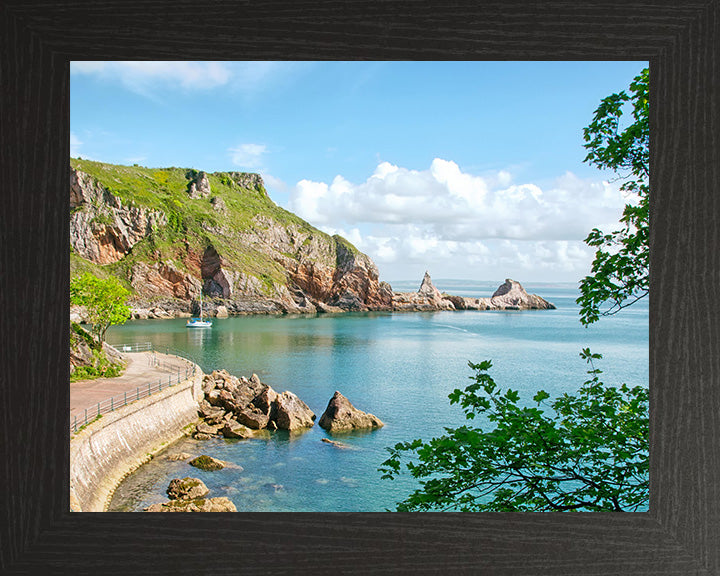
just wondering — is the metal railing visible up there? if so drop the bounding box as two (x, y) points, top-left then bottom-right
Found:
(111, 342), (153, 353)
(71, 344), (198, 435)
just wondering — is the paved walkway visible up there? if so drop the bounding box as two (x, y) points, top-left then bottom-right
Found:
(70, 351), (193, 419)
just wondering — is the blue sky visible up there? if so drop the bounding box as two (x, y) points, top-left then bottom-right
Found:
(71, 61), (647, 283)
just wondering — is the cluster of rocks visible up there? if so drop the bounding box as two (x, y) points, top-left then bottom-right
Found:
(193, 371), (385, 440)
(392, 272), (555, 312)
(194, 370), (316, 439)
(144, 476), (236, 512)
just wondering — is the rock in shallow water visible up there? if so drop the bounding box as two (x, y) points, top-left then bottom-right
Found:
(189, 455), (226, 471)
(318, 391), (384, 432)
(274, 391), (316, 430)
(166, 477), (209, 501)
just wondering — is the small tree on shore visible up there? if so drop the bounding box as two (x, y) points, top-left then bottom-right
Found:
(70, 272), (131, 342)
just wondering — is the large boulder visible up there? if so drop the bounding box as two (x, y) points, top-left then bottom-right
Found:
(274, 391), (316, 430)
(318, 391), (384, 432)
(166, 477), (209, 501)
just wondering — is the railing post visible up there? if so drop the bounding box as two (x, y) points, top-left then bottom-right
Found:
(111, 397), (114, 411)
(97, 402), (100, 418)
(124, 391), (127, 406)
(137, 387), (139, 401)
(73, 415), (77, 433)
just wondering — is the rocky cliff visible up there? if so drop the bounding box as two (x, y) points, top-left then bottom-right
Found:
(69, 159), (392, 315)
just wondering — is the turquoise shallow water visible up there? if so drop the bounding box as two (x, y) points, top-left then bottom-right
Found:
(106, 281), (649, 512)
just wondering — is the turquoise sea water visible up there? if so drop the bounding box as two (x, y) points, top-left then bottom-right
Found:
(107, 281), (649, 512)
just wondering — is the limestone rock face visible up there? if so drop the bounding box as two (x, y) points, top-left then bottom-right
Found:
(418, 271), (442, 300)
(489, 279), (556, 310)
(318, 391), (384, 432)
(69, 324), (126, 378)
(70, 168), (167, 264)
(390, 273), (555, 312)
(130, 261), (202, 300)
(210, 196), (226, 212)
(166, 477), (209, 501)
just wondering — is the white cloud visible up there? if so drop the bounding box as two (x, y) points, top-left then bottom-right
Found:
(290, 159), (626, 242)
(229, 143), (267, 169)
(289, 159), (632, 282)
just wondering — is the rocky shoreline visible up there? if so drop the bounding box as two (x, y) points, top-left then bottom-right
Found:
(189, 370), (385, 442)
(134, 369), (385, 511)
(70, 273), (555, 323)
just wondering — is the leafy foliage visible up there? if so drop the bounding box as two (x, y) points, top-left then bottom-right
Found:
(379, 71), (650, 511)
(577, 68), (649, 325)
(70, 272), (131, 342)
(379, 353), (648, 512)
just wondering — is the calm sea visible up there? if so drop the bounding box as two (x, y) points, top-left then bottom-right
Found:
(107, 280), (649, 512)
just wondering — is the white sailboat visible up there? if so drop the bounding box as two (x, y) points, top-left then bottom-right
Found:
(186, 291), (212, 328)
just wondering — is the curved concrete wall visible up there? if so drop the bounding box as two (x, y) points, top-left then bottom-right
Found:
(70, 367), (204, 512)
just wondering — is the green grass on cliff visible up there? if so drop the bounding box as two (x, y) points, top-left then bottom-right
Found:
(70, 159), (360, 298)
(71, 158), (318, 236)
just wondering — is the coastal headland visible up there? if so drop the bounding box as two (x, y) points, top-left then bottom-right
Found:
(69, 159), (555, 322)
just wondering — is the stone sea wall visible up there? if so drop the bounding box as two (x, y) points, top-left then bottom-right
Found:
(70, 367), (204, 512)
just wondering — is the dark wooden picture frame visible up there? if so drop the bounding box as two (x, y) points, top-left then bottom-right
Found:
(1, 1), (718, 574)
